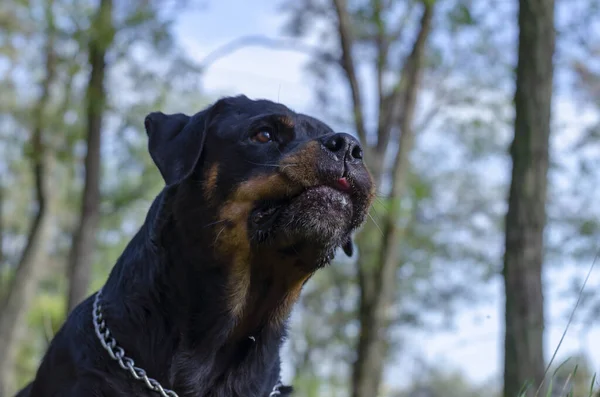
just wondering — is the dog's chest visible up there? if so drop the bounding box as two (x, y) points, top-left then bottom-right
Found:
(168, 339), (281, 397)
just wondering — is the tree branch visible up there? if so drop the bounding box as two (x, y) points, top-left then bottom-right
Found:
(375, 2), (418, 155)
(377, 2), (430, 154)
(332, 0), (368, 143)
(0, 1), (57, 392)
(373, 0), (389, 147)
(379, 0), (434, 278)
(66, 0), (114, 312)
(0, 186), (4, 276)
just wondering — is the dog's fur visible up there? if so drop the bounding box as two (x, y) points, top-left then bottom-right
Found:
(16, 95), (374, 397)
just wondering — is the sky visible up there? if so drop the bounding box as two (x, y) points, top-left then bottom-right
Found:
(170, 0), (600, 391)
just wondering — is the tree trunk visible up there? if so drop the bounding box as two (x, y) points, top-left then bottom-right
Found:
(350, 3), (434, 397)
(66, 0), (114, 313)
(0, 4), (57, 392)
(502, 0), (555, 396)
(0, 186), (4, 272)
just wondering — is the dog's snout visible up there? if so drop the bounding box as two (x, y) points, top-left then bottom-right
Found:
(322, 133), (363, 161)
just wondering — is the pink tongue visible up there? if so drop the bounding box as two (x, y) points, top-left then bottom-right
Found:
(335, 177), (351, 191)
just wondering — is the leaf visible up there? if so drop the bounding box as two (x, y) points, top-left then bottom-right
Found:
(448, 3), (476, 29)
(579, 220), (598, 236)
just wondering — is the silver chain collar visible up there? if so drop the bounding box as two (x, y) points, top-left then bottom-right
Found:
(92, 289), (284, 397)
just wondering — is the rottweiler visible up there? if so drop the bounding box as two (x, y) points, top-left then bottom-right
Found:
(16, 95), (374, 397)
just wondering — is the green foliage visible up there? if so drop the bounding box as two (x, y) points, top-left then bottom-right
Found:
(546, 355), (598, 397)
(14, 292), (66, 388)
(2, 0), (600, 394)
(0, 0), (208, 386)
(279, 0), (513, 392)
(292, 372), (325, 397)
(392, 364), (496, 397)
(448, 3), (475, 30)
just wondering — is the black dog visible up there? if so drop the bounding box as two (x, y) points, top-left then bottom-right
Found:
(16, 95), (374, 396)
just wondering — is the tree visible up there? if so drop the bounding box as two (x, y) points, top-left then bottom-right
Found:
(281, 0), (512, 394)
(0, 1), (58, 392)
(0, 0), (204, 389)
(65, 0), (115, 312)
(286, 0), (436, 394)
(64, 0), (203, 312)
(502, 0), (555, 395)
(0, 186), (4, 271)
(349, 3), (434, 394)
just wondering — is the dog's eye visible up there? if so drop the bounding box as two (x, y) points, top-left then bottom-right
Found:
(252, 130), (273, 144)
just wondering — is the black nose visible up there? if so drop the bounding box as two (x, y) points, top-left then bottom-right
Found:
(322, 133), (363, 161)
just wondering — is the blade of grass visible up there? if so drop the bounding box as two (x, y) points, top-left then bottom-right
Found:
(545, 377), (554, 397)
(535, 251), (599, 396)
(589, 373), (597, 397)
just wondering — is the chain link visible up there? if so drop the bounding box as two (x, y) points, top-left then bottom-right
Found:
(93, 289), (285, 397)
(93, 289), (179, 397)
(269, 379), (283, 396)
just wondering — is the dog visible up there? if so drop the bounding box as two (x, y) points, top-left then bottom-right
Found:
(16, 95), (374, 396)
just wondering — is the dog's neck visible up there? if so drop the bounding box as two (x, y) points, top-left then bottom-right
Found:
(167, 214), (314, 342)
(98, 189), (309, 392)
(166, 182), (316, 339)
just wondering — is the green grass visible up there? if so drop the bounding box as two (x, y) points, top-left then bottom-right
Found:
(516, 253), (600, 397)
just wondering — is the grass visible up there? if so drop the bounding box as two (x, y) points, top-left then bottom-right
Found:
(515, 359), (598, 397)
(515, 251), (599, 397)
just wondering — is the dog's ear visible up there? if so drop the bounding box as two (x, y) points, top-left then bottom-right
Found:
(144, 110), (210, 186)
(342, 237), (354, 257)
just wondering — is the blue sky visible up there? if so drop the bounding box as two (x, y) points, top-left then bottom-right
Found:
(170, 0), (600, 391)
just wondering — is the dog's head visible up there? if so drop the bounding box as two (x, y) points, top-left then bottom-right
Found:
(145, 95), (374, 315)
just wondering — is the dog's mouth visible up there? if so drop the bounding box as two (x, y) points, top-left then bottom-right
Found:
(250, 183), (352, 228)
(250, 197), (290, 228)
(247, 176), (364, 258)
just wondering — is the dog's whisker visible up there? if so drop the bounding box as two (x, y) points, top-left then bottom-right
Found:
(278, 164), (299, 171)
(245, 161), (281, 167)
(369, 203), (385, 220)
(245, 160), (299, 169)
(372, 196), (389, 211)
(213, 226), (227, 246)
(275, 145), (284, 156)
(291, 245), (300, 256)
(204, 219), (229, 228)
(368, 213), (384, 237)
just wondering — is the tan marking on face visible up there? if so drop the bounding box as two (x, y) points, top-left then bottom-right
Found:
(230, 140), (323, 204)
(215, 201), (253, 317)
(232, 174), (296, 202)
(213, 140), (324, 318)
(228, 256), (251, 317)
(271, 271), (313, 327)
(278, 140), (321, 187)
(279, 115), (295, 128)
(204, 163), (219, 201)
